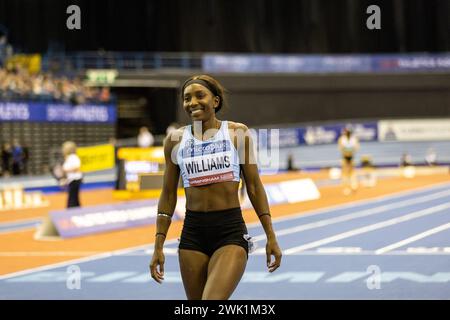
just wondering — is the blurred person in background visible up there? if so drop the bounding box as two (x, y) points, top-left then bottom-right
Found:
(1, 142), (12, 177)
(62, 141), (83, 208)
(0, 26), (12, 68)
(400, 152), (413, 167)
(99, 87), (111, 102)
(137, 126), (154, 148)
(11, 139), (24, 175)
(149, 75), (282, 300)
(360, 155), (377, 187)
(338, 127), (360, 195)
(286, 153), (297, 171)
(21, 143), (30, 174)
(425, 148), (437, 166)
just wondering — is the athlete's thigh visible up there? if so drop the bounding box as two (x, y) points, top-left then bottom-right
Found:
(341, 159), (350, 173)
(202, 245), (247, 300)
(178, 249), (210, 300)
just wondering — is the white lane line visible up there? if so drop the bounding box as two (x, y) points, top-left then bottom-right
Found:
(316, 247), (362, 253)
(251, 188), (450, 242)
(0, 217), (44, 226)
(407, 247), (450, 253)
(375, 222), (450, 255)
(0, 239), (179, 280)
(0, 220), (42, 234)
(0, 251), (104, 256)
(255, 180), (450, 226)
(283, 202), (450, 254)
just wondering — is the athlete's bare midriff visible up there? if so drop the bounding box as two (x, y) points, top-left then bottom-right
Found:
(184, 181), (240, 212)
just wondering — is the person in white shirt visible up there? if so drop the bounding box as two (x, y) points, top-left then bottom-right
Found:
(137, 126), (154, 148)
(62, 141), (83, 208)
(338, 127), (360, 195)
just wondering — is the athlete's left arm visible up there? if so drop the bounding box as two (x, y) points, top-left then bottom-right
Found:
(234, 123), (282, 272)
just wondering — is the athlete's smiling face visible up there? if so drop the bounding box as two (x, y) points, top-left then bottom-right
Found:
(183, 84), (219, 122)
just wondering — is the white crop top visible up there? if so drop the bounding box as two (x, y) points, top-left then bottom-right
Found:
(176, 121), (241, 188)
(339, 135), (358, 154)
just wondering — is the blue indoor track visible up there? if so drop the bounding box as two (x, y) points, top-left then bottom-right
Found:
(1, 182), (450, 300)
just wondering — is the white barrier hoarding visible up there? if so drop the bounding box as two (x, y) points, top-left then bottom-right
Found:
(379, 119), (450, 141)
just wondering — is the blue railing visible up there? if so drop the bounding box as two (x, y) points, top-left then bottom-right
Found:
(41, 51), (450, 73)
(42, 52), (203, 72)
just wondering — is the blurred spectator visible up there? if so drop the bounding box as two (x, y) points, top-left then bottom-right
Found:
(286, 153), (297, 171)
(0, 65), (112, 104)
(138, 126), (154, 148)
(99, 87), (111, 102)
(1, 142), (12, 176)
(62, 141), (82, 208)
(360, 155), (377, 187)
(400, 153), (412, 167)
(0, 26), (12, 67)
(11, 139), (24, 175)
(425, 148), (437, 166)
(0, 33), (6, 67)
(22, 143), (30, 174)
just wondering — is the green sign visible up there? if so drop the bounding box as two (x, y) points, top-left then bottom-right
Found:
(86, 69), (118, 85)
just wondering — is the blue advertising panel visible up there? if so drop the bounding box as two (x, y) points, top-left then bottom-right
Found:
(0, 101), (116, 123)
(258, 122), (377, 148)
(49, 199), (181, 238)
(299, 122), (378, 146)
(203, 53), (450, 73)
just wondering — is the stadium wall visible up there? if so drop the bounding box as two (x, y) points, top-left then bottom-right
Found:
(117, 71), (450, 126)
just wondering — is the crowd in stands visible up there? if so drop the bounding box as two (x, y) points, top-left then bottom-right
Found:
(0, 65), (112, 104)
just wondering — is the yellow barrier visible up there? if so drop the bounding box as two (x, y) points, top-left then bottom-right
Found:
(77, 144), (115, 173)
(117, 147), (164, 163)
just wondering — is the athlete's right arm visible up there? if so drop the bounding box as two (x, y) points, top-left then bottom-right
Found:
(150, 131), (180, 284)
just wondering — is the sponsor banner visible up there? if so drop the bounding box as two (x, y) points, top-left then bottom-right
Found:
(203, 54), (371, 73)
(189, 172), (234, 186)
(49, 199), (183, 238)
(278, 179), (321, 203)
(289, 122), (377, 146)
(241, 178), (320, 208)
(46, 104), (115, 123)
(124, 161), (159, 182)
(117, 147), (164, 162)
(0, 101), (116, 123)
(261, 122), (377, 148)
(372, 54), (450, 72)
(203, 53), (450, 73)
(301, 126), (338, 145)
(378, 119), (450, 141)
(272, 128), (302, 148)
(181, 139), (231, 158)
(77, 144), (115, 173)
